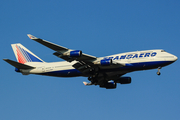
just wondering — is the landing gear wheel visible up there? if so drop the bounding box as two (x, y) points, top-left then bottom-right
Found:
(157, 72), (161, 76)
(91, 79), (97, 84)
(88, 76), (92, 80)
(89, 68), (94, 73)
(157, 67), (161, 76)
(88, 67), (100, 84)
(88, 74), (98, 84)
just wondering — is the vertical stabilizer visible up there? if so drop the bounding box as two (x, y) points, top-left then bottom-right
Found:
(11, 43), (44, 64)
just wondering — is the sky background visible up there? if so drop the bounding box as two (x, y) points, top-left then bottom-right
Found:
(1, 0), (180, 120)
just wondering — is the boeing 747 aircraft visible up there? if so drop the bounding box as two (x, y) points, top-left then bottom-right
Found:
(3, 34), (178, 89)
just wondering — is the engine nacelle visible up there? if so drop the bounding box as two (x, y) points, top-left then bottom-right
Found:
(115, 77), (131, 84)
(100, 81), (117, 89)
(70, 50), (82, 57)
(101, 59), (112, 66)
(63, 50), (82, 57)
(94, 59), (112, 66)
(15, 68), (20, 72)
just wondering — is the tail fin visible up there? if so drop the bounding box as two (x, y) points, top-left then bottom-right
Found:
(11, 43), (44, 64)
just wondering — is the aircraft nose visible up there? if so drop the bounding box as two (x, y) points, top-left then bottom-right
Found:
(174, 55), (178, 61)
(166, 53), (178, 62)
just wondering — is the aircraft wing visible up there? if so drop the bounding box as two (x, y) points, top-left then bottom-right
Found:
(27, 34), (125, 76)
(27, 34), (97, 62)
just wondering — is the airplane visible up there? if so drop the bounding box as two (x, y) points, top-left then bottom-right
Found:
(3, 34), (178, 89)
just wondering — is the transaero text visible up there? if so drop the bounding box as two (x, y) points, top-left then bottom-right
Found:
(104, 52), (157, 60)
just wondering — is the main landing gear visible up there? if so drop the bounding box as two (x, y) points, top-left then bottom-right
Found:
(157, 67), (161, 76)
(88, 68), (99, 84)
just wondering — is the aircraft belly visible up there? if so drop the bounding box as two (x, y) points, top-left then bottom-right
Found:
(123, 61), (175, 71)
(99, 60), (175, 73)
(39, 69), (82, 77)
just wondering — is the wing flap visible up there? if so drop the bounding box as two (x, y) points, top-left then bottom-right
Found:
(78, 53), (97, 60)
(53, 52), (71, 61)
(3, 59), (35, 69)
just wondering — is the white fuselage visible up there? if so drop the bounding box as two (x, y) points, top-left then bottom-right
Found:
(20, 49), (177, 77)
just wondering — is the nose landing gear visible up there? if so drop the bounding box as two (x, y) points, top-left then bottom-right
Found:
(157, 67), (161, 75)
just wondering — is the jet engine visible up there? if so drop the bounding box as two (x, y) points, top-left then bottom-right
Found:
(100, 81), (117, 89)
(15, 68), (20, 72)
(115, 77), (131, 84)
(94, 59), (112, 66)
(63, 50), (82, 57)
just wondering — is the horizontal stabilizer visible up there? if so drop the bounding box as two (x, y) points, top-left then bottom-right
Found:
(3, 59), (35, 69)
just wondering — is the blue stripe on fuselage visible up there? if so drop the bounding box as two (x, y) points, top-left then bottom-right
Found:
(101, 61), (175, 72)
(123, 61), (174, 70)
(39, 69), (82, 77)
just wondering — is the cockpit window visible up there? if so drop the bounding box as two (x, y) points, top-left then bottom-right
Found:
(161, 50), (166, 52)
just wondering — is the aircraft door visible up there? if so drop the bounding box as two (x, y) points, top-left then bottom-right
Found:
(42, 67), (45, 72)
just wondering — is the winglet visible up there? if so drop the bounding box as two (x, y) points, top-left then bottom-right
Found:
(27, 34), (38, 40)
(83, 82), (88, 86)
(83, 82), (93, 86)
